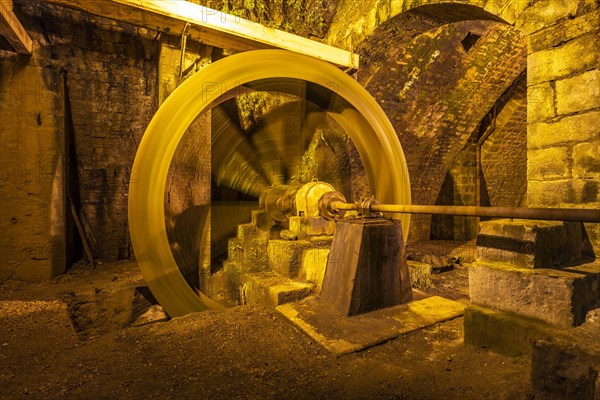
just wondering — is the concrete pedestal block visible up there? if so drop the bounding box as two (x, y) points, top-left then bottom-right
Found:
(320, 218), (412, 316)
(470, 261), (600, 328)
(477, 219), (591, 268)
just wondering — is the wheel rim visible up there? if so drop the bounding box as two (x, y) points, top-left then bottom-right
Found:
(129, 50), (411, 317)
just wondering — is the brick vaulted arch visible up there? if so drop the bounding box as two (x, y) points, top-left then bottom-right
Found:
(326, 0), (599, 246)
(327, 0), (584, 48)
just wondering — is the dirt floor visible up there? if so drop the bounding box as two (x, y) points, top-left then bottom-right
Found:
(0, 261), (534, 400)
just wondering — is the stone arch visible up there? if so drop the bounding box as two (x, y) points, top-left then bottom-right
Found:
(335, 2), (527, 240)
(329, 0), (598, 248)
(326, 0), (526, 50)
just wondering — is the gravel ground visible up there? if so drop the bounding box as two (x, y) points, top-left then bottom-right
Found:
(0, 261), (533, 400)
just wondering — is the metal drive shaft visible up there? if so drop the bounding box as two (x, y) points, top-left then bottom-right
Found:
(326, 198), (600, 223)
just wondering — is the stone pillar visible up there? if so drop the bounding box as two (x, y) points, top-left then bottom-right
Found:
(526, 9), (600, 254)
(0, 47), (67, 281)
(321, 218), (413, 316)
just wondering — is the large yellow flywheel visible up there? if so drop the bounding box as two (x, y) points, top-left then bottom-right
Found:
(128, 50), (411, 317)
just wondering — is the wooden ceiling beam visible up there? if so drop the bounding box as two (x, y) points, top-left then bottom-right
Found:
(44, 0), (359, 69)
(0, 0), (33, 55)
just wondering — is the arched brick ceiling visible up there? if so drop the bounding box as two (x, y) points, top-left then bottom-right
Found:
(357, 17), (526, 205)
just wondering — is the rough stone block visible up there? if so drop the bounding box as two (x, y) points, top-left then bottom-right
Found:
(477, 219), (590, 268)
(298, 248), (329, 293)
(407, 260), (433, 289)
(518, 1), (580, 35)
(464, 304), (560, 356)
(528, 10), (600, 53)
(528, 111), (600, 149)
(232, 224), (269, 269)
(527, 34), (599, 85)
(574, 141), (600, 178)
(469, 261), (600, 328)
(528, 146), (569, 179)
(242, 272), (313, 307)
(531, 310), (600, 400)
(267, 240), (313, 278)
(556, 69), (600, 115)
(321, 218), (412, 316)
(527, 81), (555, 122)
(528, 179), (599, 207)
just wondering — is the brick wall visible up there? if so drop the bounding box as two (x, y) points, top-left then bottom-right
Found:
(1, 1), (160, 280)
(481, 75), (527, 208)
(357, 17), (526, 241)
(431, 142), (477, 241)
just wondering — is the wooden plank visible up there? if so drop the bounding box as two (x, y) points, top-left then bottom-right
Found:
(44, 0), (359, 69)
(0, 0), (33, 54)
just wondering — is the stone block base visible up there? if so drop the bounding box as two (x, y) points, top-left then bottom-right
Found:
(477, 219), (591, 268)
(241, 272), (313, 307)
(464, 305), (562, 356)
(470, 261), (600, 328)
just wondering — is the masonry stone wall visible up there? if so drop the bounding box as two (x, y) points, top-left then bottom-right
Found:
(526, 9), (600, 254)
(1, 1), (160, 280)
(356, 17), (526, 241)
(1, 0), (598, 281)
(328, 0), (599, 250)
(0, 29), (66, 280)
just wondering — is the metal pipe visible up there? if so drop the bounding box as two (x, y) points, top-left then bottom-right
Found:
(329, 201), (600, 223)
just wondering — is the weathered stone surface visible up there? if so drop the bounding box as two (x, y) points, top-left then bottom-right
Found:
(556, 69), (600, 115)
(528, 146), (569, 180)
(531, 311), (600, 400)
(267, 240), (313, 278)
(527, 111), (600, 149)
(321, 218), (412, 316)
(0, 35), (67, 281)
(469, 261), (600, 328)
(63, 284), (139, 339)
(528, 10), (600, 53)
(278, 295), (465, 356)
(517, 0), (580, 35)
(241, 271), (313, 307)
(528, 179), (600, 207)
(464, 304), (561, 355)
(407, 260), (433, 289)
(477, 219), (590, 269)
(574, 142), (600, 178)
(298, 248), (329, 293)
(527, 33), (598, 85)
(527, 81), (555, 122)
(229, 223), (269, 270)
(480, 83), (528, 208)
